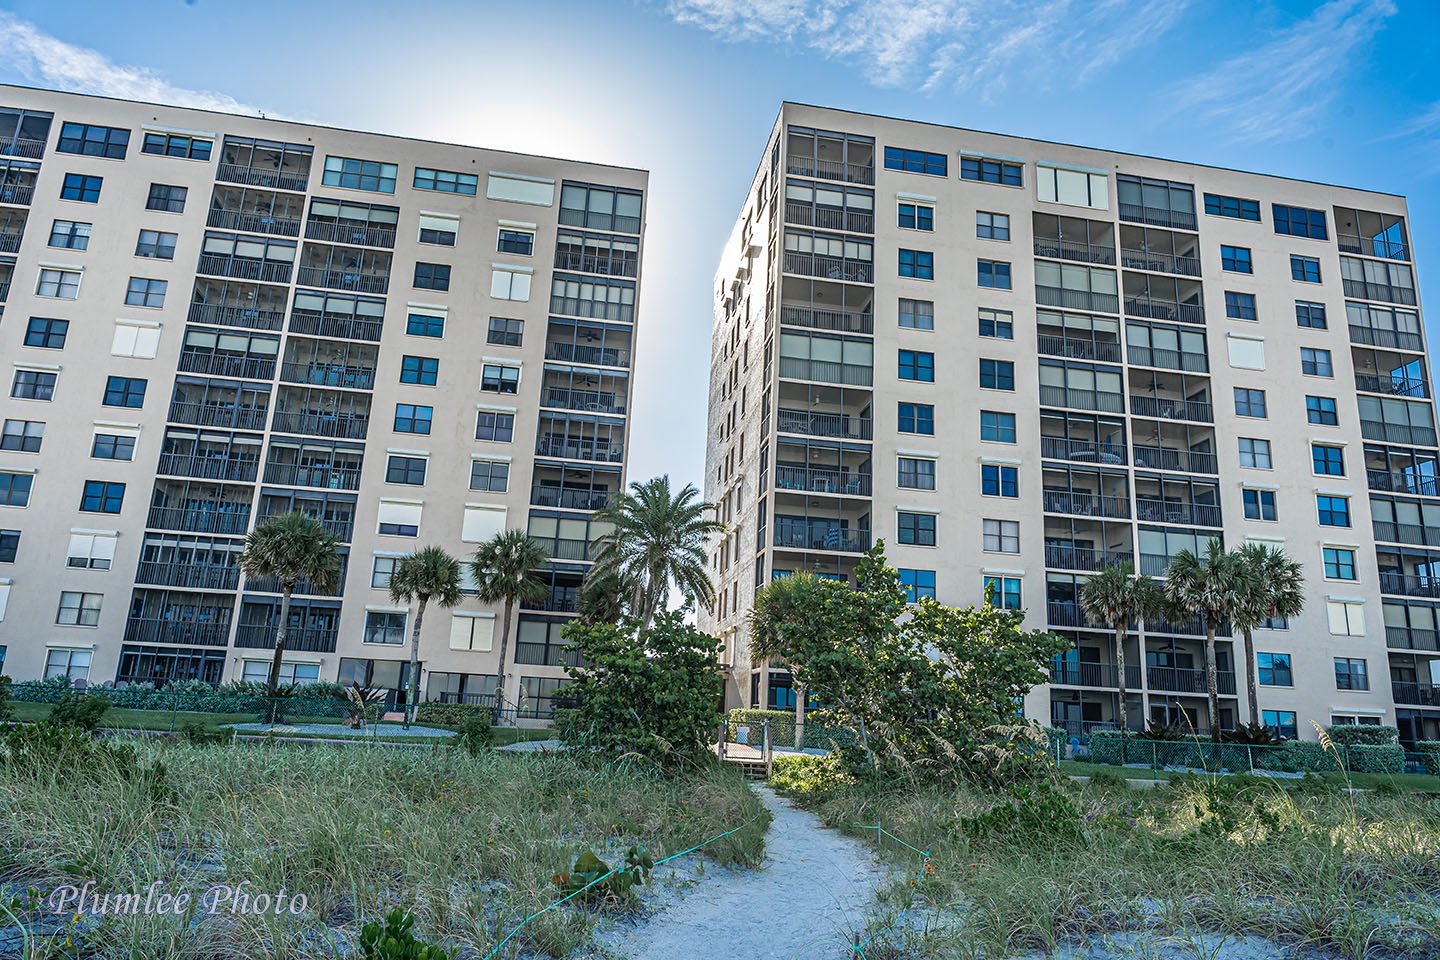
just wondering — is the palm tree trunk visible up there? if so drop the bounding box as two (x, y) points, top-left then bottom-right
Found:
(1241, 627), (1259, 725)
(1204, 625), (1221, 766)
(404, 595), (428, 729)
(794, 681), (807, 749)
(494, 599), (514, 726)
(1114, 623), (1128, 763)
(265, 585), (293, 723)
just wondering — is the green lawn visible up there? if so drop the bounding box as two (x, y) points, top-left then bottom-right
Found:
(1060, 758), (1440, 792)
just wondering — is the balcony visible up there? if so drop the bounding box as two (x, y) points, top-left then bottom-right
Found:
(1148, 666), (1235, 695)
(1132, 445), (1217, 474)
(134, 562), (240, 591)
(1049, 661), (1142, 688)
(147, 506), (252, 536)
(543, 387), (626, 415)
(1118, 204), (1197, 232)
(1040, 437), (1127, 466)
(1037, 334), (1121, 364)
(1035, 285), (1120, 314)
(1051, 719), (1124, 739)
(782, 251), (873, 284)
(544, 341), (632, 367)
(245, 574), (343, 598)
(776, 409), (872, 441)
(1343, 279), (1417, 306)
(522, 588), (580, 614)
(0, 231), (21, 254)
(1373, 521), (1440, 547)
(1046, 601), (1098, 629)
(1135, 498), (1221, 528)
(1391, 681), (1440, 707)
(1387, 626), (1439, 651)
(784, 202), (874, 234)
(234, 623), (338, 653)
(187, 301), (285, 332)
(1367, 470), (1440, 497)
(1044, 544), (1134, 572)
(1146, 615), (1230, 637)
(1038, 385), (1124, 415)
(778, 356), (873, 387)
(288, 309), (383, 343)
(784, 155), (874, 185)
(263, 462), (361, 491)
(304, 219), (396, 249)
(123, 618), (232, 647)
(206, 208), (301, 238)
(177, 350), (277, 381)
(0, 183), (34, 206)
(772, 521), (871, 553)
(1127, 344), (1208, 373)
(775, 466), (871, 497)
(1361, 420), (1438, 447)
(270, 410), (369, 441)
(780, 303), (874, 335)
(1130, 395), (1213, 423)
(1349, 324), (1424, 353)
(1042, 490), (1130, 520)
(197, 254), (292, 285)
(279, 361), (376, 391)
(0, 280), (8, 302)
(535, 437), (624, 463)
(294, 266), (388, 295)
(0, 135), (45, 159)
(1338, 233), (1409, 260)
(530, 486), (612, 511)
(1355, 373), (1427, 399)
(216, 160), (309, 193)
(1032, 237), (1115, 266)
(1120, 248), (1201, 277)
(156, 453), (259, 483)
(167, 401), (269, 431)
(1379, 571), (1440, 599)
(1124, 296), (1204, 325)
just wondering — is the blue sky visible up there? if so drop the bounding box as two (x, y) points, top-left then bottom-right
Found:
(1, 0), (1437, 491)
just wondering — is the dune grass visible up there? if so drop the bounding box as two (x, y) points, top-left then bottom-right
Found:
(1059, 758), (1440, 793)
(0, 738), (768, 959)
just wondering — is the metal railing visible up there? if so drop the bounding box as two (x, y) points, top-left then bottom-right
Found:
(1124, 296), (1204, 325)
(1148, 666), (1235, 695)
(1390, 682), (1440, 706)
(1046, 601), (1097, 628)
(772, 523), (872, 553)
(1044, 544), (1134, 572)
(0, 136), (45, 159)
(270, 411), (370, 440)
(1342, 278), (1416, 305)
(522, 590), (580, 613)
(167, 402), (270, 431)
(529, 486), (612, 511)
(780, 303), (874, 334)
(543, 342), (631, 367)
(1348, 324), (1424, 352)
(0, 280), (11, 301)
(1355, 373), (1427, 398)
(783, 202), (874, 234)
(1338, 233), (1408, 260)
(1135, 498), (1221, 527)
(778, 356), (873, 386)
(1120, 248), (1201, 277)
(1118, 204), (1197, 231)
(294, 266), (389, 294)
(156, 453), (259, 483)
(305, 220), (396, 248)
(1035, 285), (1120, 314)
(1130, 395), (1213, 423)
(1040, 436), (1127, 465)
(1042, 489), (1130, 519)
(134, 562), (240, 591)
(1038, 384), (1125, 414)
(0, 183), (35, 205)
(534, 438), (624, 463)
(776, 409), (872, 440)
(1367, 470), (1439, 497)
(1379, 571), (1440, 599)
(1132, 444), (1218, 474)
(215, 163), (309, 192)
(0, 232), (21, 254)
(263, 462), (362, 490)
(245, 575), (343, 598)
(781, 251), (874, 284)
(177, 351), (277, 380)
(1127, 344), (1209, 373)
(1146, 614), (1231, 637)
(1037, 334), (1121, 363)
(1032, 238), (1116, 266)
(279, 361), (376, 390)
(784, 156), (875, 185)
(1372, 520), (1440, 547)
(205, 208), (301, 237)
(1049, 661), (1142, 688)
(123, 617), (232, 647)
(1360, 420), (1438, 446)
(146, 506), (252, 535)
(234, 624), (338, 653)
(188, 302), (285, 332)
(1386, 625), (1440, 651)
(196, 254), (292, 284)
(775, 466), (872, 496)
(543, 387), (626, 415)
(288, 311), (383, 343)
(538, 538), (591, 561)
(253, 513), (352, 541)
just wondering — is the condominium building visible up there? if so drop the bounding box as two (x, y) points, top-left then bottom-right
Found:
(0, 85), (645, 715)
(701, 102), (1439, 748)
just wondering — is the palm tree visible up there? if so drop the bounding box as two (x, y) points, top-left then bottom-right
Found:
(577, 570), (626, 625)
(238, 511), (342, 700)
(1164, 538), (1253, 744)
(1079, 561), (1162, 736)
(471, 530), (549, 720)
(589, 475), (724, 627)
(388, 547), (464, 728)
(1232, 543), (1306, 725)
(749, 572), (829, 747)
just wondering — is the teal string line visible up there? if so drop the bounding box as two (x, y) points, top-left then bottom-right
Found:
(845, 824), (931, 959)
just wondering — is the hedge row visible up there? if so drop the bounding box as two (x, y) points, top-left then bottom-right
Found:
(723, 708), (857, 751)
(1087, 731), (1405, 774)
(1418, 741), (1440, 776)
(1325, 724), (1400, 746)
(413, 703), (489, 725)
(8, 677), (356, 717)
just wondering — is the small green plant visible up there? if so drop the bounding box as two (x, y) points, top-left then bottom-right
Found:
(358, 908), (450, 960)
(0, 675), (12, 723)
(258, 686), (296, 725)
(960, 780), (1083, 842)
(454, 713), (492, 756)
(551, 846), (653, 901)
(1221, 721), (1277, 745)
(46, 690), (110, 731)
(769, 753), (853, 794)
(179, 720), (235, 745)
(1085, 767), (1129, 790)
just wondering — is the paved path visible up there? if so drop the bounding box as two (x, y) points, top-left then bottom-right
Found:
(597, 786), (888, 959)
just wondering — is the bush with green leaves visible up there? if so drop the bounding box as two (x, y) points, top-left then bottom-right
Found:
(959, 780), (1083, 843)
(724, 708), (792, 739)
(358, 909), (450, 960)
(8, 674), (72, 703)
(0, 675), (11, 723)
(179, 720), (234, 745)
(47, 691), (110, 731)
(1347, 743), (1405, 774)
(454, 714), (492, 756)
(1325, 724), (1399, 747)
(551, 846), (653, 902)
(769, 753), (854, 794)
(414, 702), (487, 726)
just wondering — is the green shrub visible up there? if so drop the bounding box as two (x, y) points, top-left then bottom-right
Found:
(1085, 767), (1129, 790)
(415, 702), (486, 726)
(47, 691), (110, 731)
(960, 780), (1083, 843)
(0, 675), (11, 723)
(0, 724), (169, 801)
(1045, 726), (1067, 762)
(769, 753), (853, 794)
(725, 708), (792, 739)
(1326, 724), (1399, 747)
(1348, 743), (1405, 774)
(1086, 730), (1126, 765)
(454, 714), (492, 756)
(179, 721), (234, 746)
(551, 847), (652, 902)
(1267, 740), (1343, 774)
(8, 675), (72, 703)
(1417, 741), (1440, 777)
(358, 908), (450, 960)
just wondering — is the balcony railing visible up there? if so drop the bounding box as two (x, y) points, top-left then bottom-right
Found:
(1148, 666), (1235, 695)
(288, 311), (383, 343)
(1037, 334), (1121, 363)
(1391, 682), (1440, 707)
(534, 438), (624, 463)
(783, 202), (874, 234)
(1046, 601), (1097, 628)
(263, 462), (361, 490)
(305, 220), (396, 248)
(177, 351), (277, 380)
(1145, 615), (1230, 637)
(1361, 420), (1438, 446)
(776, 409), (872, 440)
(0, 232), (21, 254)
(1038, 384), (1124, 414)
(1355, 373), (1427, 398)
(167, 402), (269, 431)
(778, 356), (873, 386)
(0, 136), (45, 159)
(779, 303), (874, 334)
(1373, 520), (1440, 547)
(1120, 248), (1201, 277)
(1135, 498), (1221, 528)
(1033, 238), (1116, 266)
(279, 361), (376, 391)
(1044, 544), (1135, 572)
(188, 301), (285, 332)
(1040, 436), (1127, 466)
(1051, 719), (1123, 739)
(522, 590), (580, 614)
(123, 617), (232, 647)
(134, 562), (240, 591)
(254, 514), (352, 541)
(781, 251), (874, 284)
(0, 280), (10, 302)
(1348, 324), (1424, 352)
(1042, 490), (1130, 519)
(245, 575), (343, 597)
(529, 486), (612, 511)
(1124, 297), (1204, 325)
(234, 624), (338, 653)
(775, 466), (872, 497)
(294, 266), (389, 295)
(1127, 345), (1208, 373)
(197, 254), (292, 285)
(1132, 445), (1217, 474)
(543, 342), (632, 367)
(216, 163), (309, 192)
(147, 506), (252, 535)
(772, 524), (872, 553)
(1367, 470), (1439, 497)
(1130, 395), (1213, 423)
(1342, 279), (1416, 306)
(1035, 285), (1120, 314)
(1338, 233), (1408, 261)
(0, 183), (34, 206)
(784, 156), (875, 185)
(270, 411), (369, 440)
(1049, 661), (1143, 688)
(205, 208), (301, 237)
(1379, 571), (1440, 599)
(543, 387), (626, 415)
(1118, 204), (1197, 232)
(1386, 625), (1439, 651)
(156, 453), (259, 483)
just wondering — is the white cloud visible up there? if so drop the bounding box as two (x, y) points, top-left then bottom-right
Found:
(664, 0), (1195, 91)
(1175, 0), (1397, 144)
(0, 12), (272, 117)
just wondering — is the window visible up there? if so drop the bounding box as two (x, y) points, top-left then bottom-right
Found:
(406, 312), (444, 338)
(24, 317), (68, 349)
(111, 321), (161, 359)
(1203, 193), (1260, 221)
(1221, 245), (1252, 273)
(141, 131), (211, 160)
(1262, 710), (1298, 740)
(899, 568), (937, 602)
(413, 167), (478, 195)
(134, 229), (177, 260)
(1312, 444), (1344, 476)
(241, 660), (317, 685)
(145, 183), (187, 213)
(491, 267), (532, 300)
(1317, 495), (1350, 527)
(1306, 395), (1338, 425)
(1301, 347), (1333, 377)
(1, 420), (43, 452)
(1331, 714), (1382, 727)
(558, 182), (642, 232)
(1327, 599), (1365, 636)
(393, 403), (432, 435)
(91, 433), (135, 460)
(1234, 387), (1267, 418)
(977, 259), (1011, 289)
(898, 402), (934, 435)
(376, 500), (422, 537)
(1323, 547), (1356, 580)
(976, 211), (1010, 240)
(1257, 652), (1293, 686)
(399, 355), (438, 386)
(1291, 255), (1321, 283)
(884, 147), (946, 176)
(899, 298), (933, 330)
(1296, 301), (1327, 329)
(1224, 291), (1257, 320)
(56, 591), (103, 626)
(961, 156), (1022, 185)
(371, 556), (398, 589)
(487, 317), (524, 346)
(80, 480), (125, 513)
(0, 530), (17, 563)
(57, 122), (129, 158)
(413, 262), (451, 291)
(476, 411), (515, 441)
(0, 473), (32, 506)
(1242, 488), (1277, 521)
(66, 532), (116, 570)
(49, 219), (90, 249)
(979, 359), (1014, 391)
(897, 457), (936, 490)
(451, 614), (496, 652)
(496, 229), (534, 255)
(469, 459), (509, 493)
(1238, 438), (1272, 469)
(897, 511), (936, 546)
(1227, 334), (1265, 370)
(31, 265), (78, 301)
(899, 249), (934, 280)
(102, 376), (146, 408)
(411, 213), (457, 246)
(45, 648), (92, 679)
(983, 518), (1019, 553)
(982, 464), (1018, 497)
(979, 308), (1013, 339)
(899, 350), (934, 382)
(322, 155), (397, 194)
(363, 611), (407, 645)
(125, 277), (167, 308)
(1334, 657), (1368, 690)
(59, 173), (102, 202)
(385, 455), (427, 485)
(1036, 165), (1109, 209)
(11, 370), (56, 401)
(481, 363), (520, 394)
(897, 202), (934, 231)
(1273, 204), (1327, 240)
(980, 411), (1016, 443)
(984, 575), (1022, 609)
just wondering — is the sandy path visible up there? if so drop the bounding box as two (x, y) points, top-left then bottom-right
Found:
(596, 785), (889, 959)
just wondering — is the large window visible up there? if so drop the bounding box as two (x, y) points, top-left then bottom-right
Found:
(475, 411), (515, 441)
(36, 269), (80, 299)
(1273, 204), (1327, 239)
(135, 229), (177, 260)
(60, 173), (101, 203)
(413, 262), (451, 291)
(102, 376), (147, 408)
(980, 411), (1017, 443)
(1238, 437), (1272, 469)
(49, 219), (90, 249)
(961, 156), (1022, 186)
(146, 183), (187, 213)
(1323, 547), (1356, 580)
(1224, 291), (1257, 320)
(399, 355), (438, 386)
(884, 147), (946, 176)
(1242, 488), (1276, 521)
(0, 472), (34, 506)
(977, 259), (1011, 289)
(976, 211), (1009, 240)
(1, 420), (44, 453)
(11, 370), (56, 401)
(1203, 193), (1260, 221)
(45, 648), (92, 679)
(897, 511), (936, 546)
(322, 155), (397, 194)
(1296, 301), (1327, 329)
(1234, 387), (1267, 418)
(979, 359), (1014, 391)
(469, 460), (509, 493)
(1220, 245), (1252, 273)
(406, 313), (445, 338)
(363, 611), (407, 645)
(24, 317), (68, 349)
(385, 456), (427, 486)
(80, 480), (125, 513)
(900, 569), (937, 602)
(125, 277), (167, 308)
(1316, 495), (1350, 527)
(1334, 657), (1368, 690)
(984, 575), (1021, 609)
(0, 529), (18, 563)
(897, 201), (934, 230)
(899, 249), (934, 280)
(481, 363), (520, 394)
(57, 122), (129, 158)
(1306, 395), (1338, 425)
(1312, 444), (1344, 475)
(898, 402), (934, 435)
(142, 131), (211, 160)
(413, 167), (478, 195)
(1036, 164), (1108, 209)
(899, 298), (933, 330)
(1327, 600), (1364, 636)
(393, 403), (432, 435)
(982, 464), (1018, 497)
(487, 318), (524, 346)
(982, 518), (1019, 553)
(56, 591), (103, 626)
(979, 308), (1013, 339)
(1291, 255), (1321, 283)
(897, 457), (935, 490)
(898, 349), (934, 382)
(558, 182), (644, 234)
(1301, 347), (1333, 378)
(1262, 710), (1298, 740)
(1257, 652), (1292, 686)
